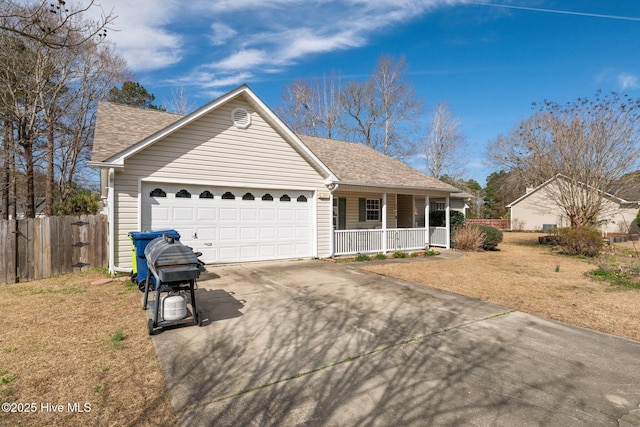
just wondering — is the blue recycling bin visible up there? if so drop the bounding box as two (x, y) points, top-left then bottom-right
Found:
(128, 229), (180, 289)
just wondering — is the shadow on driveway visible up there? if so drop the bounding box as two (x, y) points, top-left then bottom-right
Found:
(149, 260), (640, 426)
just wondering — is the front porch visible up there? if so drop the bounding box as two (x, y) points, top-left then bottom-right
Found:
(331, 187), (454, 256)
(334, 227), (448, 256)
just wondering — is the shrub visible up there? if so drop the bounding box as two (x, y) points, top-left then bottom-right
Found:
(476, 225), (503, 250)
(425, 249), (440, 256)
(375, 253), (387, 260)
(355, 253), (371, 262)
(453, 224), (484, 251)
(55, 189), (101, 215)
(556, 226), (603, 257)
(393, 251), (407, 258)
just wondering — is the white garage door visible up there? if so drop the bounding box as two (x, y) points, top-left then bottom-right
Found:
(142, 184), (314, 263)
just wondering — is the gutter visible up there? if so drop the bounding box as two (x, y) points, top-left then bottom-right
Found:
(336, 181), (462, 194)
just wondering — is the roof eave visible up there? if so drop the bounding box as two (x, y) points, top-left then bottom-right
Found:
(335, 180), (462, 194)
(87, 160), (124, 169)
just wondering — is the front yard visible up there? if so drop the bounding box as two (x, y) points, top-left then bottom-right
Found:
(361, 232), (640, 342)
(1, 232), (638, 426)
(0, 271), (178, 427)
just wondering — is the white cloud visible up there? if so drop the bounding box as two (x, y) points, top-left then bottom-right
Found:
(89, 0), (184, 71)
(209, 23), (237, 46)
(618, 73), (640, 90)
(86, 0), (468, 91)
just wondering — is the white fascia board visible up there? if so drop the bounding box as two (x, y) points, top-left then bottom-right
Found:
(100, 84), (338, 183)
(337, 181), (463, 194)
(87, 160), (124, 169)
(243, 88), (339, 183)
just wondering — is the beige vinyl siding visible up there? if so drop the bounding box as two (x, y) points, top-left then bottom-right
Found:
(316, 198), (332, 257)
(512, 185), (637, 233)
(112, 98), (328, 268)
(333, 191), (398, 229)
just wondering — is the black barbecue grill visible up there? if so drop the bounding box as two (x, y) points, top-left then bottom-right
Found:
(142, 233), (204, 335)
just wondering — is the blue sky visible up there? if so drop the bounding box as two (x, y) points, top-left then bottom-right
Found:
(94, 0), (640, 186)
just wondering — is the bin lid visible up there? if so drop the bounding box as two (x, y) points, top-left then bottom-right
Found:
(128, 229), (180, 241)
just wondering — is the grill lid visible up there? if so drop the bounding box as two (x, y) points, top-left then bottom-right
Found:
(144, 234), (199, 268)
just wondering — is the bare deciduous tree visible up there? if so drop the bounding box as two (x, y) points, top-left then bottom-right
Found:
(487, 91), (640, 227)
(371, 55), (422, 158)
(0, 1), (125, 217)
(166, 85), (196, 115)
(278, 55), (422, 160)
(278, 72), (343, 139)
(0, 0), (113, 49)
(421, 102), (466, 180)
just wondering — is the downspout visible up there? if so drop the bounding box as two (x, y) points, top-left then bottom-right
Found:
(107, 168), (129, 274)
(328, 183), (339, 257)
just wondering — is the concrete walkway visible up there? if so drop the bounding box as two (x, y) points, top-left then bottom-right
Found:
(149, 259), (640, 426)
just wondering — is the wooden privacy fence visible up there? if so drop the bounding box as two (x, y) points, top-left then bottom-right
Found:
(465, 219), (511, 230)
(0, 214), (108, 285)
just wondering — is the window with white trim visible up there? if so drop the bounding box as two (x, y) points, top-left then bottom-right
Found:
(430, 201), (446, 211)
(366, 199), (380, 221)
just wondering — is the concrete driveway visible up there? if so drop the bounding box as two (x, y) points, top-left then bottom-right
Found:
(149, 259), (640, 426)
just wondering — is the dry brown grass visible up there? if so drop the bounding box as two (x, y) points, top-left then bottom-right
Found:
(362, 232), (640, 342)
(0, 270), (178, 427)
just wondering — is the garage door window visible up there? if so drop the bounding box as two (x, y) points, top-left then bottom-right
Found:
(222, 191), (235, 200)
(199, 190), (214, 199)
(262, 193), (273, 201)
(280, 194), (291, 202)
(242, 192), (255, 200)
(150, 188), (166, 197)
(176, 189), (191, 198)
(297, 195), (307, 202)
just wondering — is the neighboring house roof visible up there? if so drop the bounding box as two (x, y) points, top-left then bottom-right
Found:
(607, 173), (640, 202)
(507, 174), (634, 208)
(90, 84), (459, 193)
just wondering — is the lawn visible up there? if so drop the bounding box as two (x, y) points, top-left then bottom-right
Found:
(0, 270), (178, 427)
(1, 232), (638, 426)
(361, 232), (640, 342)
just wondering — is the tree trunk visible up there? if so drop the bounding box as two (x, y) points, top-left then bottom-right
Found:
(46, 118), (54, 216)
(1, 120), (11, 220)
(18, 119), (36, 219)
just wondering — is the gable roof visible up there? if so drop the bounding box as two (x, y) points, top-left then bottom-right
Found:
(507, 174), (632, 208)
(92, 103), (183, 163)
(90, 85), (459, 193)
(299, 135), (459, 192)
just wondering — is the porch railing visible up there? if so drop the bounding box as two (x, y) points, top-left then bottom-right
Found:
(334, 227), (448, 256)
(429, 227), (448, 248)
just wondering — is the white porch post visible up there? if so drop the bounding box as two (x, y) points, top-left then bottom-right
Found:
(382, 192), (387, 253)
(445, 195), (451, 249)
(329, 191), (335, 257)
(425, 195), (430, 247)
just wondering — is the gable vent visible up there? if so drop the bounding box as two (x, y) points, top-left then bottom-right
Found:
(232, 107), (251, 129)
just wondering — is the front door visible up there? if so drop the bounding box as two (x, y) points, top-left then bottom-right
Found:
(333, 197), (346, 230)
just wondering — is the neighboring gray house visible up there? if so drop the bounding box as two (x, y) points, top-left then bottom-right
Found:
(89, 85), (462, 272)
(507, 174), (640, 234)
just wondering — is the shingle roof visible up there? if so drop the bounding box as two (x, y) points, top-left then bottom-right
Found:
(91, 102), (184, 162)
(298, 135), (459, 192)
(91, 102), (460, 193)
